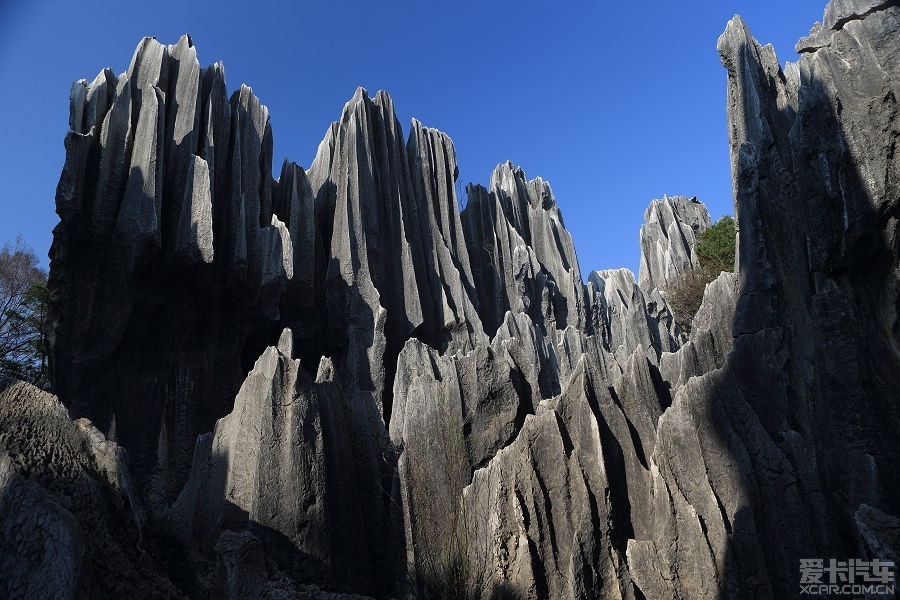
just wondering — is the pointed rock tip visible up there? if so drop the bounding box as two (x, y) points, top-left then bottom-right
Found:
(652, 194), (706, 209)
(168, 34), (194, 50)
(349, 86), (370, 105)
(796, 22), (826, 53)
(134, 36), (164, 56)
(408, 117), (435, 141)
(232, 83), (260, 104)
(717, 14), (752, 57)
(595, 267), (637, 281)
(128, 36), (162, 67)
(277, 328), (293, 358)
(168, 34), (198, 62)
(315, 356), (335, 383)
(465, 181), (488, 194)
(490, 161), (554, 197)
(588, 268), (638, 294)
(232, 84), (270, 117)
(339, 87), (371, 121)
(725, 14), (749, 32)
(409, 117), (447, 136)
(278, 158), (306, 181)
(490, 160), (520, 181)
(201, 61), (227, 86)
(373, 89), (395, 106)
(93, 68), (113, 86)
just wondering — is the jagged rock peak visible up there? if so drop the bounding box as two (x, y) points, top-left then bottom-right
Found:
(50, 32), (295, 513)
(490, 160), (558, 210)
(637, 194), (711, 293)
(487, 160), (568, 240)
(586, 268), (672, 362)
(462, 161), (585, 335)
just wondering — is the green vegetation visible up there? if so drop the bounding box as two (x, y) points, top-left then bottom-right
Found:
(695, 215), (736, 274)
(667, 216), (736, 331)
(0, 237), (50, 389)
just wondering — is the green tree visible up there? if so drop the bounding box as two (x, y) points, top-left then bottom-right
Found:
(667, 216), (736, 331)
(0, 237), (50, 389)
(695, 215), (736, 274)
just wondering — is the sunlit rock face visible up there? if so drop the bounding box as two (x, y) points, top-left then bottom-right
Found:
(10, 0), (896, 597)
(638, 194), (711, 293)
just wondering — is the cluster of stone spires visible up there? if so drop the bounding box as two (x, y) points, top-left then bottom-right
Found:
(52, 31), (705, 505)
(0, 1), (896, 598)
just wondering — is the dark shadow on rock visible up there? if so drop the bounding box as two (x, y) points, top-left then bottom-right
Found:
(489, 580), (524, 599)
(701, 10), (900, 597)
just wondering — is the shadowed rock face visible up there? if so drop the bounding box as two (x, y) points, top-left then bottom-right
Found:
(50, 36), (290, 511)
(462, 162), (585, 337)
(11, 1), (895, 597)
(0, 378), (184, 599)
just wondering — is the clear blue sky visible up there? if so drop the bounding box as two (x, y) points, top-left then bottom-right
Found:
(0, 0), (826, 276)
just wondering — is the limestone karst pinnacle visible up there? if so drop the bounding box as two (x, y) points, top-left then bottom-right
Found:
(1, 0), (898, 598)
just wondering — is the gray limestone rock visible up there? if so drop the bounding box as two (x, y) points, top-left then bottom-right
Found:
(586, 268), (663, 362)
(37, 4), (900, 597)
(854, 504), (900, 563)
(637, 195), (711, 294)
(659, 270), (738, 394)
(462, 162), (585, 336)
(390, 311), (558, 592)
(406, 118), (486, 351)
(212, 530), (378, 600)
(0, 378), (183, 599)
(169, 331), (394, 593)
(461, 405), (623, 599)
(696, 4), (900, 594)
(173, 154), (215, 264)
(170, 335), (330, 573)
(0, 449), (84, 600)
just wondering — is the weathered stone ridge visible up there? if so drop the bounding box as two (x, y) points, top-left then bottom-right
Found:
(0, 378), (184, 599)
(462, 161), (585, 336)
(638, 194), (711, 293)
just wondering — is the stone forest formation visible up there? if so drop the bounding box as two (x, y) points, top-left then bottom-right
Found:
(1, 0), (898, 598)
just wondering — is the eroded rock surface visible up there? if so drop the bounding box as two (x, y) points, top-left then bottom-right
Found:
(15, 1), (898, 597)
(638, 195), (711, 293)
(0, 379), (183, 599)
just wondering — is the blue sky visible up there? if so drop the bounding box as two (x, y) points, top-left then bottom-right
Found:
(0, 0), (826, 276)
